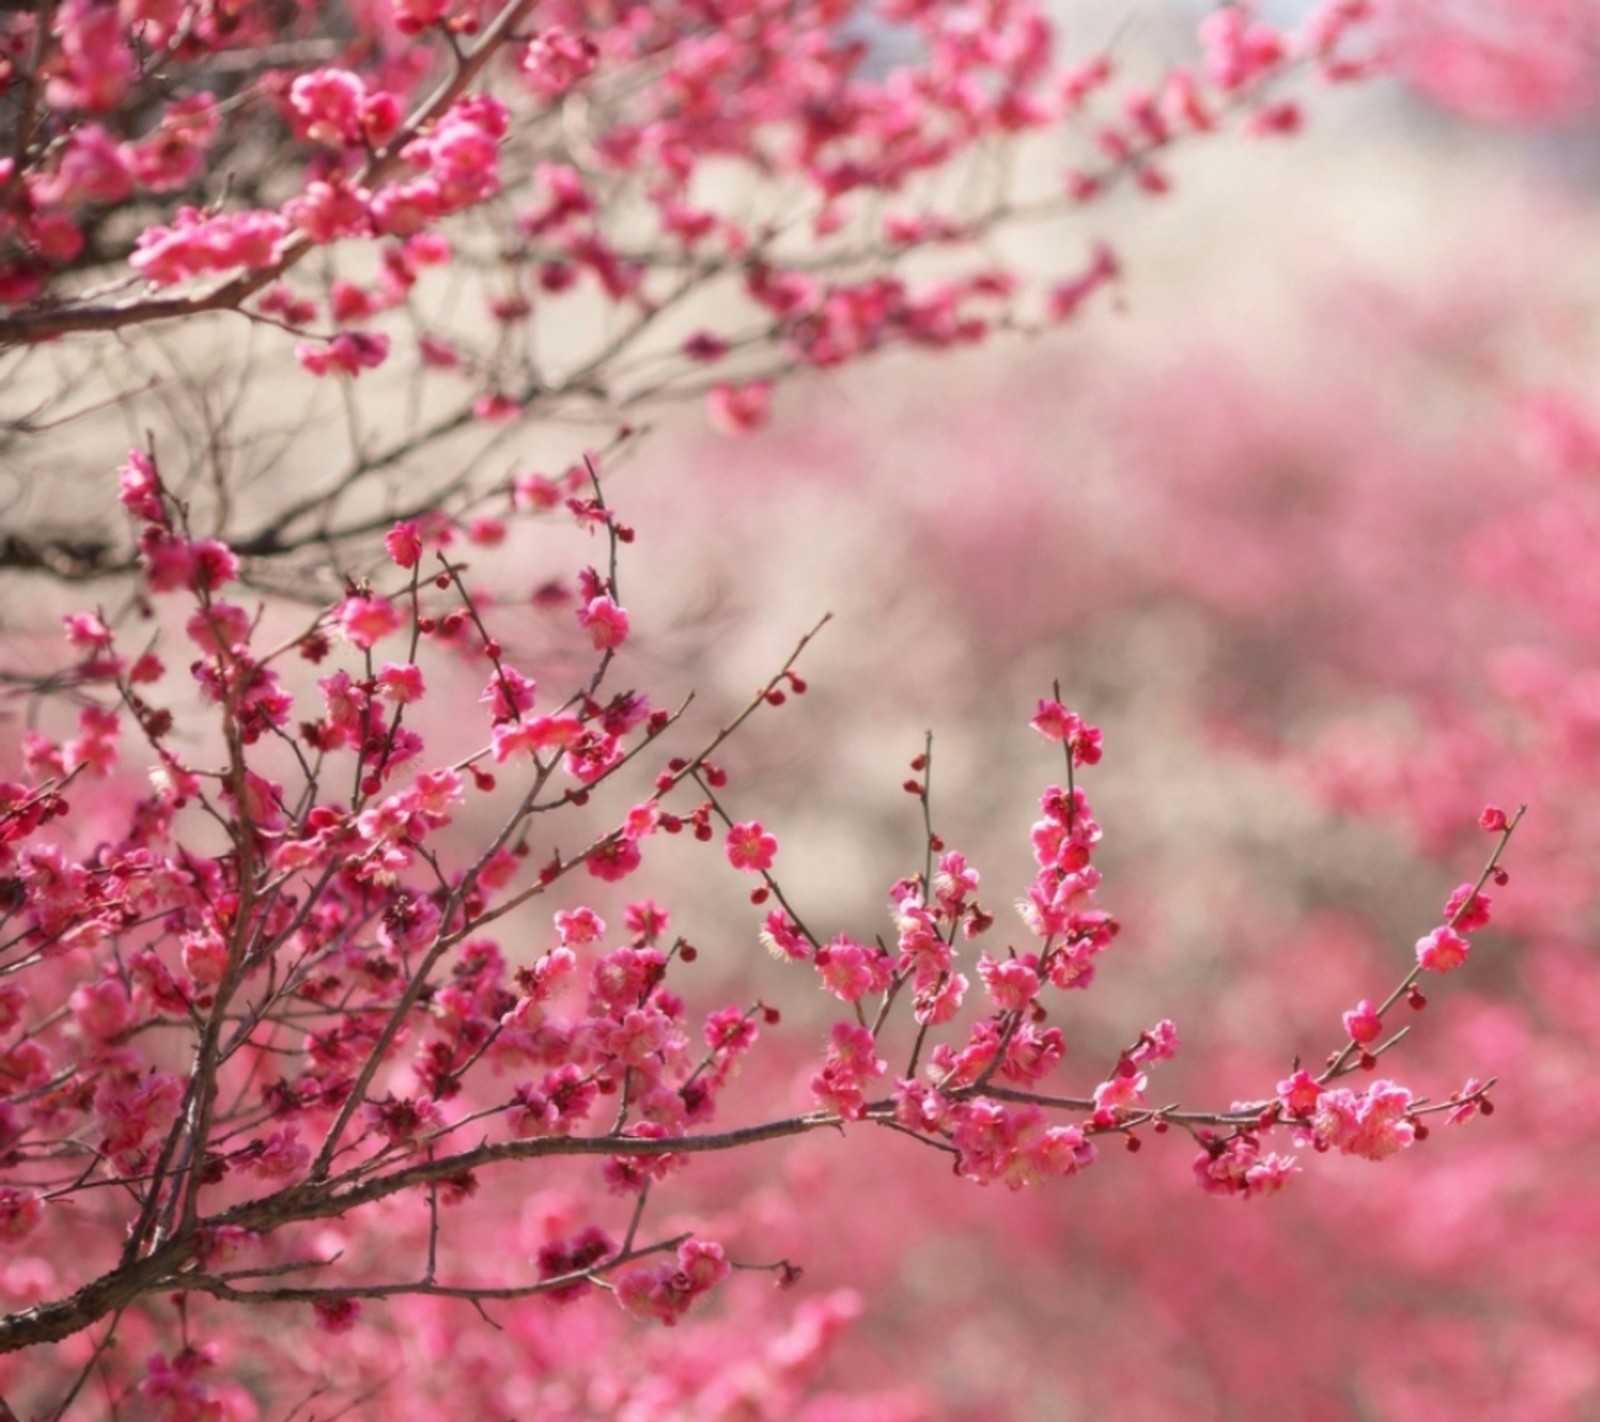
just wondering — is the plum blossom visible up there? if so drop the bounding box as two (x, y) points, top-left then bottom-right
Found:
(1416, 925), (1470, 973)
(725, 821), (778, 872)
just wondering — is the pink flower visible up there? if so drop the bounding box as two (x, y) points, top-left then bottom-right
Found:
(284, 179), (373, 241)
(624, 900), (669, 943)
(130, 207), (288, 284)
(1028, 699), (1103, 764)
(244, 1125), (310, 1180)
(336, 593), (403, 649)
(1443, 883), (1492, 931)
(481, 667), (537, 721)
(725, 821), (778, 872)
(1311, 1082), (1417, 1162)
(1276, 1068), (1322, 1118)
(587, 837), (642, 883)
(913, 972), (967, 1026)
(615, 1239), (729, 1325)
(186, 539), (239, 592)
(385, 520), (423, 568)
(0, 1189), (43, 1243)
(467, 515), (506, 546)
(521, 26), (599, 96)
(1416, 925), (1470, 973)
(389, 0), (447, 31)
(184, 602), (250, 655)
(1343, 999), (1383, 1045)
(707, 381), (773, 435)
(555, 907), (605, 946)
(596, 1006), (673, 1067)
(297, 331), (390, 378)
(816, 935), (893, 1004)
(622, 801), (660, 840)
(492, 713), (583, 761)
(1193, 1136), (1297, 1198)
(63, 612), (113, 649)
(977, 952), (1041, 1011)
(312, 1297), (362, 1334)
(1129, 1019), (1180, 1065)
(577, 595), (630, 650)
(288, 69), (368, 146)
(760, 910), (809, 961)
(1093, 1071), (1148, 1114)
(810, 1022), (887, 1121)
(118, 449), (165, 522)
(181, 931), (228, 985)
(376, 662), (425, 704)
(70, 979), (133, 1042)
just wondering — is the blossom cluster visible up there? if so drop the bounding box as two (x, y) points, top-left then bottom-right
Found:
(2, 0), (1380, 443)
(0, 1), (1548, 1414)
(0, 424), (1516, 1415)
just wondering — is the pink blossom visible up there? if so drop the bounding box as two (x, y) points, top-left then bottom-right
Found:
(726, 821), (778, 872)
(1446, 1078), (1489, 1126)
(1443, 882), (1492, 931)
(335, 593), (403, 649)
(810, 1022), (887, 1120)
(130, 207), (288, 284)
(70, 978), (133, 1042)
(555, 907), (606, 946)
(615, 1239), (729, 1326)
(1310, 1082), (1418, 1162)
(947, 1100), (1095, 1190)
(297, 331), (391, 378)
(181, 931), (228, 985)
(587, 837), (642, 883)
(624, 900), (669, 943)
(390, 0), (447, 31)
(312, 1297), (362, 1334)
(492, 713), (584, 761)
(1045, 242), (1120, 322)
(1093, 1071), (1148, 1114)
(1194, 1135), (1298, 1198)
(117, 450), (165, 522)
(1028, 699), (1104, 764)
(365, 1094), (444, 1147)
(522, 27), (599, 97)
(0, 1189), (43, 1243)
(284, 179), (373, 241)
(386, 520), (424, 569)
(1276, 1068), (1323, 1118)
(481, 667), (537, 720)
(376, 662), (425, 704)
(185, 601), (251, 655)
(760, 910), (810, 961)
(622, 801), (660, 840)
(1129, 1019), (1180, 1065)
(577, 595), (630, 650)
(467, 515), (506, 546)
(1343, 999), (1383, 1045)
(913, 972), (967, 1026)
(815, 935), (893, 1004)
(977, 952), (1041, 1011)
(1416, 924), (1470, 973)
(707, 381), (773, 435)
(288, 69), (368, 146)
